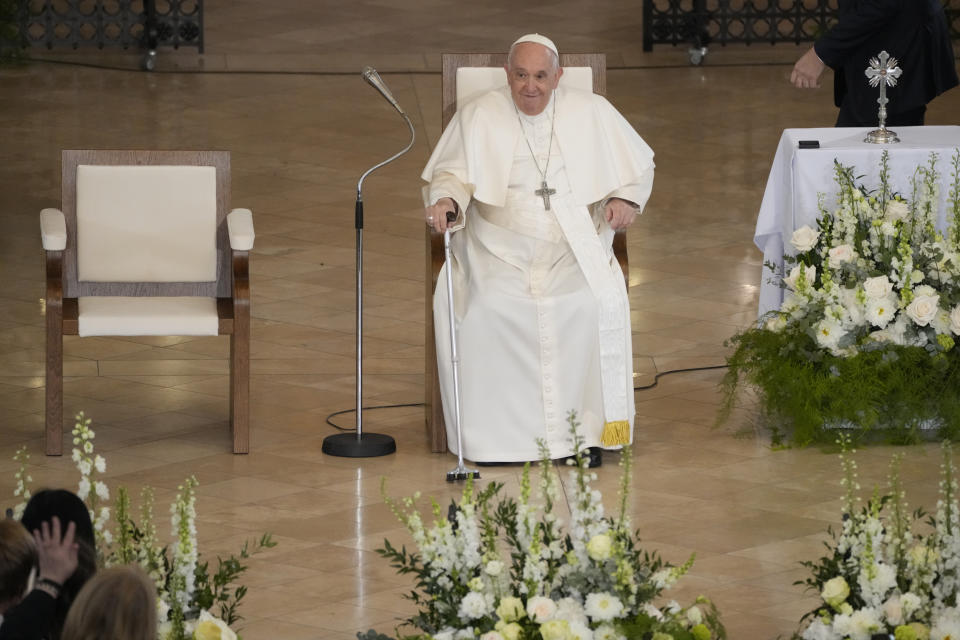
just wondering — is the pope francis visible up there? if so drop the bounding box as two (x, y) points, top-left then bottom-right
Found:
(422, 34), (655, 465)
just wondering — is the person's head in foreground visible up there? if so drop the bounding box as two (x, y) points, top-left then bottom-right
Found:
(61, 564), (157, 640)
(505, 33), (564, 116)
(0, 518), (38, 615)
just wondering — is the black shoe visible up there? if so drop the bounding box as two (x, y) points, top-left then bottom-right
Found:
(562, 447), (602, 468)
(586, 447), (603, 468)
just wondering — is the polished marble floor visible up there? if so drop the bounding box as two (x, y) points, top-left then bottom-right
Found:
(2, 5), (960, 639)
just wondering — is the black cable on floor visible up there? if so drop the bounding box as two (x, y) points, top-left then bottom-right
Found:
(323, 363), (729, 431)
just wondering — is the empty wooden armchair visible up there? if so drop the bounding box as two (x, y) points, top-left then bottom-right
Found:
(41, 150), (253, 455)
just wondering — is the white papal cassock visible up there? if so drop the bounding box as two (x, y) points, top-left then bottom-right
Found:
(423, 86), (655, 462)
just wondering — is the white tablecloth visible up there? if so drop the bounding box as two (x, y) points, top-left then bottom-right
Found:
(754, 126), (960, 317)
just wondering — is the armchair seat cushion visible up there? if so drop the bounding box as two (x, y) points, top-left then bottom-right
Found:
(77, 296), (219, 337)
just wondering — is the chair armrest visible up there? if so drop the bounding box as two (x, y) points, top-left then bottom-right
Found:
(40, 208), (66, 251)
(227, 208), (255, 250)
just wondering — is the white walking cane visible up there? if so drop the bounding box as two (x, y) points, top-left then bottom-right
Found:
(442, 211), (479, 482)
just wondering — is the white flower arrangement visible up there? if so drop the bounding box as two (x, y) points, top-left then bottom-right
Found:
(364, 413), (725, 640)
(10, 412), (274, 640)
(770, 151), (960, 356)
(794, 436), (960, 640)
(721, 150), (960, 444)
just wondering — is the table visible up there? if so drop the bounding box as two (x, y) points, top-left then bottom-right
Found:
(754, 126), (960, 317)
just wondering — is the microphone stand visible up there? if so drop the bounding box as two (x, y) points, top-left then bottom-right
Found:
(322, 86), (416, 458)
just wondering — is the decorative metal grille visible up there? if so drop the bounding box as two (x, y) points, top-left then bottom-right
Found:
(643, 0), (960, 52)
(2, 0), (202, 53)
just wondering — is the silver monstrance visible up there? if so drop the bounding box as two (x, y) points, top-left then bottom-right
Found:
(864, 50), (903, 144)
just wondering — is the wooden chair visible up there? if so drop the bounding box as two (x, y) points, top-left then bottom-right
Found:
(41, 150), (254, 455)
(425, 53), (628, 452)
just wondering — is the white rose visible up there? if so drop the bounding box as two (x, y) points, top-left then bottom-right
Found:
(527, 596), (557, 623)
(912, 269), (924, 284)
(906, 294), (939, 327)
(885, 199), (910, 222)
(821, 576), (850, 609)
(686, 605), (703, 626)
(791, 225), (821, 252)
(485, 560), (504, 576)
(863, 275), (894, 299)
(883, 595), (904, 626)
(950, 305), (960, 335)
(915, 284), (937, 298)
(784, 264), (817, 291)
(849, 608), (882, 639)
(586, 534), (612, 561)
(480, 633), (506, 640)
(765, 314), (787, 332)
(828, 244), (856, 268)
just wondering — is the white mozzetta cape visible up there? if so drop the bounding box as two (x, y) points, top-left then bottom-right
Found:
(422, 86), (655, 209)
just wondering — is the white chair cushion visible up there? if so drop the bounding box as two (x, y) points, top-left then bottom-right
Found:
(76, 165), (218, 283)
(77, 296), (219, 337)
(456, 66), (593, 107)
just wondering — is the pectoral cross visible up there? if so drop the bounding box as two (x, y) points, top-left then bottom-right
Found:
(864, 50), (903, 144)
(535, 180), (556, 210)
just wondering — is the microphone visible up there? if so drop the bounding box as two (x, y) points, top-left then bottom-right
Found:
(362, 66), (405, 115)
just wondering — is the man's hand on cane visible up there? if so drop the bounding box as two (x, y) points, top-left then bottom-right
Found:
(605, 198), (638, 230)
(426, 197), (457, 233)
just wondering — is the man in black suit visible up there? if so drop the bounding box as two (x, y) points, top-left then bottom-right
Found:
(791, 0), (958, 127)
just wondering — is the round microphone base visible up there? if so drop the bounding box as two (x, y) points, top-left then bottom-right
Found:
(322, 432), (396, 458)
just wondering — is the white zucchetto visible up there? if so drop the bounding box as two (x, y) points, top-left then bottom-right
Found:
(511, 33), (559, 57)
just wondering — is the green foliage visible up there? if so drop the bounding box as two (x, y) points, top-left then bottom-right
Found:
(192, 533), (276, 626)
(718, 324), (960, 446)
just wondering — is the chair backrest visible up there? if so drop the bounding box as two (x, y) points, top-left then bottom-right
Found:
(441, 53), (606, 130)
(61, 150), (231, 298)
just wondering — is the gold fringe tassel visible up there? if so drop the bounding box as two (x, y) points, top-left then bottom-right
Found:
(600, 420), (630, 447)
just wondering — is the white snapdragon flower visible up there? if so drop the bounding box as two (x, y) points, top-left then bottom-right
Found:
(828, 244), (856, 268)
(864, 275), (894, 299)
(791, 225), (821, 252)
(584, 593), (624, 622)
(433, 630), (455, 640)
(784, 264), (817, 291)
(880, 220), (897, 236)
(480, 632), (505, 640)
(93, 455), (106, 473)
(885, 199), (910, 221)
(932, 308), (952, 335)
(906, 294), (940, 327)
(77, 477), (91, 501)
(94, 481), (109, 501)
(78, 459), (92, 476)
(642, 603), (664, 621)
